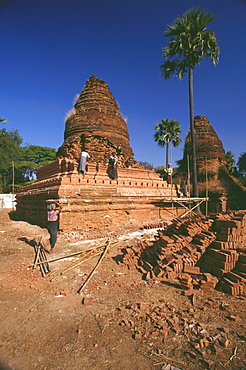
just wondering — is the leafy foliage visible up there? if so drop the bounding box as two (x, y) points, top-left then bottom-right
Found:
(20, 145), (56, 180)
(160, 7), (220, 78)
(139, 161), (154, 170)
(0, 128), (56, 193)
(0, 129), (23, 192)
(225, 151), (236, 175)
(237, 152), (246, 174)
(154, 118), (181, 168)
(155, 165), (166, 179)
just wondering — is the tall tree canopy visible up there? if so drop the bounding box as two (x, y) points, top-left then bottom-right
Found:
(225, 151), (236, 175)
(0, 128), (56, 192)
(20, 145), (57, 180)
(160, 7), (220, 198)
(0, 129), (23, 192)
(154, 118), (181, 168)
(237, 153), (246, 175)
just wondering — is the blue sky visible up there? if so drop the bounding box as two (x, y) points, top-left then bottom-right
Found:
(1, 0), (246, 168)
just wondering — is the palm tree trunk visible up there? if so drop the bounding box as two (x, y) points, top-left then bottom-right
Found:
(170, 143), (172, 167)
(188, 68), (199, 201)
(166, 142), (169, 169)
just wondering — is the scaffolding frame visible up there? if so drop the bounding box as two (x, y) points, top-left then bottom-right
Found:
(153, 197), (209, 218)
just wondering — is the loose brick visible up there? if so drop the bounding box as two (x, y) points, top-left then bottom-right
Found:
(228, 314), (240, 322)
(183, 265), (200, 274)
(82, 297), (94, 305)
(134, 332), (143, 341)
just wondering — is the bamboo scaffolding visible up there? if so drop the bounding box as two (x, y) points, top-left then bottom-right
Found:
(47, 239), (108, 278)
(31, 238), (108, 267)
(40, 247), (50, 274)
(49, 248), (105, 280)
(33, 244), (41, 269)
(33, 237), (49, 277)
(77, 239), (111, 294)
(50, 238), (126, 281)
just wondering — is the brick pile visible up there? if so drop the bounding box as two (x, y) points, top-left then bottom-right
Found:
(119, 299), (233, 360)
(201, 212), (246, 295)
(120, 212), (246, 295)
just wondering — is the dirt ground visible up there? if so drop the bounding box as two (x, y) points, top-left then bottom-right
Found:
(0, 210), (245, 370)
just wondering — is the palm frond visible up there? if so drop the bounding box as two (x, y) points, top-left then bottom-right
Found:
(161, 7), (220, 73)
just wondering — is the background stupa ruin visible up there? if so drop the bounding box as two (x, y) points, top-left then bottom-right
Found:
(16, 75), (180, 236)
(180, 115), (246, 212)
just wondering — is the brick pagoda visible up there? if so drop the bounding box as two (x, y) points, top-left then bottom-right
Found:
(16, 75), (180, 235)
(181, 115), (246, 211)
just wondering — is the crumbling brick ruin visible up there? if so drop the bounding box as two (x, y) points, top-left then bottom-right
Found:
(57, 75), (137, 168)
(16, 75), (181, 234)
(181, 115), (246, 211)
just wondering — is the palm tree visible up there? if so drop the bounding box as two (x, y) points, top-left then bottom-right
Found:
(238, 152), (246, 175)
(0, 118), (7, 124)
(160, 7), (220, 198)
(154, 118), (181, 168)
(225, 151), (236, 175)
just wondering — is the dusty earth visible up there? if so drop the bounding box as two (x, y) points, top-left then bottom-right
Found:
(0, 210), (245, 370)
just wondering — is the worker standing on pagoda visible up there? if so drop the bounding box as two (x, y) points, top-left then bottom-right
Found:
(107, 152), (118, 180)
(166, 164), (172, 185)
(79, 149), (90, 173)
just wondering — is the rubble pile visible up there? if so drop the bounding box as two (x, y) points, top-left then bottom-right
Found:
(201, 213), (246, 295)
(119, 299), (237, 362)
(120, 212), (246, 295)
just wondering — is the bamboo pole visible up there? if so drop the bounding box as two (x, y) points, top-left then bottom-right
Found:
(33, 237), (50, 276)
(205, 157), (208, 216)
(31, 238), (108, 267)
(48, 239), (110, 279)
(39, 236), (127, 280)
(35, 245), (46, 277)
(33, 244), (41, 270)
(77, 239), (111, 294)
(49, 248), (105, 280)
(187, 154), (191, 212)
(50, 238), (125, 280)
(40, 247), (50, 274)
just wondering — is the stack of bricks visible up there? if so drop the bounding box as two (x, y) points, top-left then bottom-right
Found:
(140, 221), (168, 230)
(200, 212), (246, 294)
(178, 272), (218, 293)
(212, 213), (246, 250)
(121, 241), (149, 269)
(219, 253), (246, 295)
(140, 217), (216, 281)
(121, 216), (216, 282)
(119, 212), (246, 295)
(200, 249), (239, 278)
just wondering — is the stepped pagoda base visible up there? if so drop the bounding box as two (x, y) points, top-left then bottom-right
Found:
(16, 158), (183, 236)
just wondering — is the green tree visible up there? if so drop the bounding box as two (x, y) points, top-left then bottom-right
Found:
(155, 165), (166, 179)
(154, 118), (181, 168)
(225, 151), (236, 175)
(139, 161), (154, 170)
(0, 128), (57, 192)
(237, 153), (246, 174)
(20, 145), (57, 180)
(0, 128), (23, 192)
(160, 7), (220, 197)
